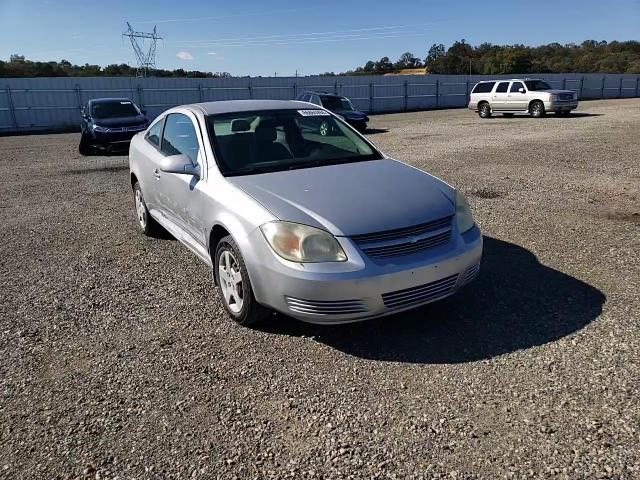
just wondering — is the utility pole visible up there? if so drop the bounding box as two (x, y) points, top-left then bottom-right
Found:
(123, 22), (162, 77)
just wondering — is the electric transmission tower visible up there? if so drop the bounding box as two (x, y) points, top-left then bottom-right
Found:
(123, 22), (162, 77)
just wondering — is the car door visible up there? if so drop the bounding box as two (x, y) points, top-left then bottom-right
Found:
(158, 112), (207, 244)
(137, 117), (166, 212)
(491, 81), (510, 110)
(507, 81), (527, 110)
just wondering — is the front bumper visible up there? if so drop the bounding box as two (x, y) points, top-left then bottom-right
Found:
(545, 100), (579, 112)
(346, 119), (368, 131)
(246, 224), (483, 324)
(89, 129), (145, 151)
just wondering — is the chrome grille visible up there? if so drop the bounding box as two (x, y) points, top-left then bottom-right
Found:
(463, 262), (480, 284)
(351, 216), (453, 259)
(285, 297), (368, 316)
(559, 93), (575, 101)
(382, 274), (458, 311)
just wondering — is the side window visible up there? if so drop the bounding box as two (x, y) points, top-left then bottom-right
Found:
(496, 82), (509, 93)
(472, 82), (495, 93)
(302, 93), (311, 102)
(310, 95), (322, 106)
(161, 113), (200, 163)
(510, 82), (525, 93)
(145, 118), (163, 147)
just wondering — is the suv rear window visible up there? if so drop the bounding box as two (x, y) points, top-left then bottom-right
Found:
(472, 82), (495, 93)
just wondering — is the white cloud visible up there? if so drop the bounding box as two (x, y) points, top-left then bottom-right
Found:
(176, 51), (194, 60)
(207, 52), (217, 55)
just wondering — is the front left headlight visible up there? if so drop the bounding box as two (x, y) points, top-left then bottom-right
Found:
(260, 221), (347, 263)
(456, 190), (475, 234)
(549, 94), (558, 101)
(92, 125), (108, 133)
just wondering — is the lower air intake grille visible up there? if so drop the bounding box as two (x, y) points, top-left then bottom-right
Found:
(382, 274), (458, 311)
(285, 297), (368, 316)
(463, 262), (480, 284)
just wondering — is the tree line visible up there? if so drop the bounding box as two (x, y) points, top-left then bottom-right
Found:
(0, 55), (232, 78)
(339, 40), (640, 76)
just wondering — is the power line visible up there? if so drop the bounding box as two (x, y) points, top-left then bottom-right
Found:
(122, 22), (162, 77)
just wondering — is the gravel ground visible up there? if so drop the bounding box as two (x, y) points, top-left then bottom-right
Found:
(1, 99), (639, 479)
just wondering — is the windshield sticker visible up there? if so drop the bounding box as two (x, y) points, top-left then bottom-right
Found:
(297, 109), (330, 117)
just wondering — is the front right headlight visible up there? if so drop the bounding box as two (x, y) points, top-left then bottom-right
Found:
(260, 221), (347, 263)
(456, 190), (475, 234)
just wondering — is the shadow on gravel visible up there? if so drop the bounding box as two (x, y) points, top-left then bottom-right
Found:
(364, 128), (390, 135)
(63, 164), (129, 175)
(259, 236), (605, 364)
(501, 112), (603, 119)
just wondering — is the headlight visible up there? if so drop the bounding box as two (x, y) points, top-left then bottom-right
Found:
(455, 191), (475, 234)
(261, 221), (347, 263)
(549, 94), (558, 101)
(92, 125), (108, 133)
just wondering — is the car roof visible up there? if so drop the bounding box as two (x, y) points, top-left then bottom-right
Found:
(476, 78), (539, 82)
(89, 97), (134, 104)
(189, 99), (320, 115)
(301, 91), (342, 97)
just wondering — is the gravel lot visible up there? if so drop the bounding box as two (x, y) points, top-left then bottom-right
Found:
(1, 99), (639, 479)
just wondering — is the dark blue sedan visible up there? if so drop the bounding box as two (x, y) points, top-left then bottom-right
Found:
(296, 92), (369, 133)
(79, 98), (148, 155)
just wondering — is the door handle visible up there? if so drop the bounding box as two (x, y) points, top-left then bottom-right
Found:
(153, 169), (161, 179)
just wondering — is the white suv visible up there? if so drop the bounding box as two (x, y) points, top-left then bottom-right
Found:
(468, 79), (579, 118)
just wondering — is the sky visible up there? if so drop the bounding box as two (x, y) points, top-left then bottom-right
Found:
(1, 0), (639, 76)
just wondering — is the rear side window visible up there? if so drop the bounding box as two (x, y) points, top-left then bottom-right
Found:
(161, 113), (200, 163)
(496, 82), (509, 93)
(472, 82), (495, 93)
(145, 119), (163, 147)
(510, 82), (525, 92)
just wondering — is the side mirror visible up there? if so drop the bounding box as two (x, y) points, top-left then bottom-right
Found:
(160, 154), (201, 178)
(518, 88), (525, 94)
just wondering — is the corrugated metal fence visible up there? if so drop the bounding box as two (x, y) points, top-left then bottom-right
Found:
(1, 73), (639, 132)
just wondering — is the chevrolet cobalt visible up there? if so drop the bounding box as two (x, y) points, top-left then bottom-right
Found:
(129, 100), (482, 326)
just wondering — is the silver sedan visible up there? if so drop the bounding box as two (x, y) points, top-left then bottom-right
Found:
(129, 100), (482, 326)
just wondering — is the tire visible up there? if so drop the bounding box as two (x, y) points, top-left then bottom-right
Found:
(478, 102), (491, 119)
(215, 235), (271, 326)
(78, 132), (94, 156)
(133, 182), (160, 236)
(529, 101), (545, 118)
(502, 113), (514, 118)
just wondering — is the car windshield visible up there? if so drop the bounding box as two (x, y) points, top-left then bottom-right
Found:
(320, 96), (354, 111)
(524, 80), (553, 91)
(92, 101), (139, 119)
(206, 109), (381, 176)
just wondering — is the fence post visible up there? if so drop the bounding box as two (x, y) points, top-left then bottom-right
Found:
(74, 84), (83, 113)
(636, 77), (640, 98)
(580, 76), (584, 99)
(404, 80), (408, 112)
(435, 79), (440, 108)
(248, 81), (253, 99)
(619, 77), (624, 98)
(334, 81), (338, 95)
(601, 76), (605, 99)
(562, 78), (567, 90)
(293, 82), (297, 99)
(6, 85), (18, 132)
(369, 82), (374, 113)
(198, 83), (204, 102)
(137, 85), (144, 110)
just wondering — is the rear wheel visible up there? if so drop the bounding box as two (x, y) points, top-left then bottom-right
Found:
(478, 102), (491, 119)
(215, 235), (271, 326)
(529, 101), (545, 118)
(133, 182), (160, 236)
(319, 120), (329, 136)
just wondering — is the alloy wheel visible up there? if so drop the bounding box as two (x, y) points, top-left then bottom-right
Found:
(218, 250), (244, 313)
(319, 121), (329, 136)
(135, 189), (147, 229)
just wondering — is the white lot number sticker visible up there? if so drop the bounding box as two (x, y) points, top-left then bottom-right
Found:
(298, 109), (330, 117)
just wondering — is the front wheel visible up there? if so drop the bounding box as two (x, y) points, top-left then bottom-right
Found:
(215, 235), (271, 326)
(78, 132), (94, 156)
(319, 121), (329, 136)
(529, 101), (545, 118)
(478, 103), (491, 118)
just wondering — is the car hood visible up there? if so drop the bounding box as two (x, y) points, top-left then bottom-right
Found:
(93, 115), (147, 128)
(543, 89), (576, 95)
(228, 159), (455, 237)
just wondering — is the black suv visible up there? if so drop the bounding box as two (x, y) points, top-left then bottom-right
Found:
(79, 98), (148, 155)
(296, 92), (369, 133)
